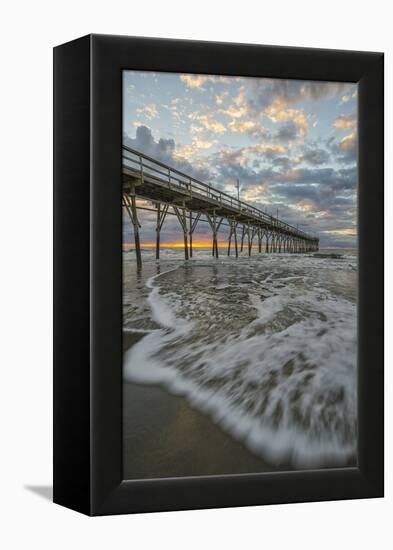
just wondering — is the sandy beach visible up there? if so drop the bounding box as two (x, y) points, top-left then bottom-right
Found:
(123, 380), (284, 480)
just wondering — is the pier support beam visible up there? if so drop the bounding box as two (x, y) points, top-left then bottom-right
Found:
(240, 225), (246, 253)
(156, 204), (160, 260)
(155, 203), (168, 260)
(174, 204), (189, 260)
(227, 219), (238, 257)
(248, 226), (257, 256)
(272, 233), (276, 253)
(247, 224), (252, 256)
(189, 212), (193, 258)
(206, 211), (223, 259)
(189, 212), (201, 258)
(123, 186), (142, 270)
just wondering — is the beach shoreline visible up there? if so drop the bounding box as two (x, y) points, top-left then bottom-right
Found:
(123, 328), (283, 478)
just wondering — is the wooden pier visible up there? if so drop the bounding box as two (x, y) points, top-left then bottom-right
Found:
(122, 145), (319, 268)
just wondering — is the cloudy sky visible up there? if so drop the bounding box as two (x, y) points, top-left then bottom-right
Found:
(123, 70), (357, 248)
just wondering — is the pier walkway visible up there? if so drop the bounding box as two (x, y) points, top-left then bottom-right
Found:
(122, 145), (319, 268)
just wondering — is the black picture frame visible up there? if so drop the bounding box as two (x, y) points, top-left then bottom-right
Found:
(53, 34), (384, 516)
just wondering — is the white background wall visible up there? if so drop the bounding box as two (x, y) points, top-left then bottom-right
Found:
(0, 1), (391, 548)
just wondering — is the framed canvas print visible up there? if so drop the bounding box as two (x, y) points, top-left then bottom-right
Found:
(53, 34), (384, 515)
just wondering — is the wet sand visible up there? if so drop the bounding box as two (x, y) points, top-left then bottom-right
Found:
(123, 381), (286, 480)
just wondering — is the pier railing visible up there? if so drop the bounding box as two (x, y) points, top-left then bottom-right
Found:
(122, 145), (315, 242)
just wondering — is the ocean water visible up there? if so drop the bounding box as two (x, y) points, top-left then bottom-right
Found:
(123, 247), (358, 469)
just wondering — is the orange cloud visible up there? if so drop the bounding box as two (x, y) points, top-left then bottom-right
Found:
(190, 114), (226, 134)
(180, 74), (211, 88)
(339, 132), (356, 152)
(248, 143), (287, 155)
(176, 138), (216, 161)
(219, 105), (247, 119)
(323, 228), (357, 236)
(265, 106), (308, 136)
(334, 114), (356, 130)
(136, 103), (158, 119)
(241, 184), (271, 201)
(228, 120), (257, 133)
(180, 74), (231, 89)
(215, 91), (229, 106)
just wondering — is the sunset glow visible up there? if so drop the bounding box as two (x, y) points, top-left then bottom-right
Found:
(124, 240), (233, 249)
